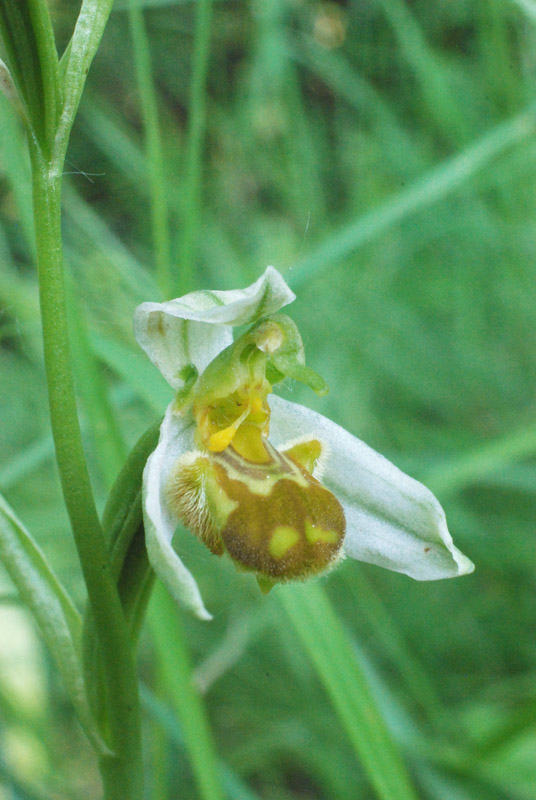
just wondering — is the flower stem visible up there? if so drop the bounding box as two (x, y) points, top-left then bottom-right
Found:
(29, 141), (143, 800)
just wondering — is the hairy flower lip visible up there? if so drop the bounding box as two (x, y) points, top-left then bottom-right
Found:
(134, 266), (474, 620)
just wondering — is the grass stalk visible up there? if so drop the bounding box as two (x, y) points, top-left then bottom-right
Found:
(150, 583), (225, 800)
(128, 0), (172, 299)
(289, 105), (536, 288)
(281, 583), (420, 800)
(177, 0), (213, 294)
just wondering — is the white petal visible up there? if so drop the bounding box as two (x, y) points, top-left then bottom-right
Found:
(143, 404), (212, 619)
(134, 266), (295, 389)
(269, 396), (474, 580)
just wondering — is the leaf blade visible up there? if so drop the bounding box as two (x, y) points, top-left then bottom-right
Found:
(281, 583), (420, 800)
(0, 492), (107, 753)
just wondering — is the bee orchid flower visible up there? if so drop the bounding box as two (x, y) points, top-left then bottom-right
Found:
(134, 267), (474, 620)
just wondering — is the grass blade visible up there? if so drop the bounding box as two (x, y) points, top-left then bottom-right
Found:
(280, 582), (419, 800)
(290, 106), (536, 288)
(424, 418), (536, 497)
(141, 684), (262, 800)
(176, 0), (213, 293)
(149, 582), (225, 800)
(128, 0), (172, 298)
(0, 491), (106, 753)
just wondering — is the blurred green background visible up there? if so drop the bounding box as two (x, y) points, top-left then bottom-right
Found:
(1, 0), (536, 797)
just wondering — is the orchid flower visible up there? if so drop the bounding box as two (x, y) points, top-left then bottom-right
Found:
(134, 267), (474, 620)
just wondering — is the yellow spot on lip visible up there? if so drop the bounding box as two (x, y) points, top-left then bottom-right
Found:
(269, 526), (300, 559)
(305, 520), (340, 545)
(284, 439), (323, 474)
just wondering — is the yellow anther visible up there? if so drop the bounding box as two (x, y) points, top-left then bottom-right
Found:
(209, 426), (238, 452)
(250, 393), (263, 414)
(208, 401), (252, 452)
(204, 386), (270, 454)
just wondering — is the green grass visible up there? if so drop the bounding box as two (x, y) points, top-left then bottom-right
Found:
(1, 0), (536, 798)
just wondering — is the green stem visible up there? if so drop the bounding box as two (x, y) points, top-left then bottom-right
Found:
(29, 141), (143, 800)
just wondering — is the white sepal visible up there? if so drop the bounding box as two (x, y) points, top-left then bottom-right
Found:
(133, 266), (295, 390)
(269, 396), (474, 581)
(142, 403), (212, 620)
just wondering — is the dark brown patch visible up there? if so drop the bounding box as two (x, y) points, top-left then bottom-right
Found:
(214, 463), (345, 580)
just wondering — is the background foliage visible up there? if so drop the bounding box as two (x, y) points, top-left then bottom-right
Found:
(1, 0), (536, 797)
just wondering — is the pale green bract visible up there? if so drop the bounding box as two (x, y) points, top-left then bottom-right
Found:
(134, 267), (474, 620)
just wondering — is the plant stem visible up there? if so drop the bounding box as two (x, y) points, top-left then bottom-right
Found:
(29, 140), (143, 800)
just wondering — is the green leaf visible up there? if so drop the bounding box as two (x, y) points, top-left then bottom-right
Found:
(82, 421), (160, 728)
(149, 583), (226, 800)
(0, 491), (107, 754)
(0, 0), (59, 149)
(57, 0), (115, 163)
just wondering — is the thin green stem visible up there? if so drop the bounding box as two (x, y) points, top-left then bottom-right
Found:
(177, 0), (213, 294)
(0, 0), (59, 152)
(128, 0), (172, 299)
(26, 0), (60, 150)
(29, 142), (143, 800)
